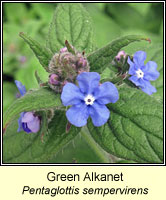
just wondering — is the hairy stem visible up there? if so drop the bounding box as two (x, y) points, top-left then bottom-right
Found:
(81, 126), (111, 163)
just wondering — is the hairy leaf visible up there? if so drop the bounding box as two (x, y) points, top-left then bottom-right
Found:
(47, 3), (94, 53)
(87, 87), (163, 163)
(3, 87), (61, 132)
(3, 111), (80, 163)
(19, 32), (53, 72)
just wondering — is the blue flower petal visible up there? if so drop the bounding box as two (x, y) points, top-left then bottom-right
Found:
(22, 123), (32, 133)
(133, 51), (146, 67)
(61, 83), (84, 106)
(94, 82), (119, 104)
(77, 72), (100, 94)
(129, 76), (140, 86)
(66, 102), (89, 127)
(15, 80), (26, 96)
(128, 57), (137, 75)
(89, 102), (110, 126)
(140, 80), (157, 95)
(143, 61), (160, 81)
(22, 112), (34, 123)
(27, 117), (40, 133)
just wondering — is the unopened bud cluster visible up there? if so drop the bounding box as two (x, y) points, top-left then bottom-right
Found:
(112, 51), (129, 74)
(48, 45), (89, 92)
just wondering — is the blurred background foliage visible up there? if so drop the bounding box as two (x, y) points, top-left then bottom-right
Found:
(3, 3), (163, 163)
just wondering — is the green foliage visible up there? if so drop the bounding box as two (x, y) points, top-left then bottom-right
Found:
(87, 87), (163, 163)
(3, 111), (80, 163)
(19, 32), (53, 72)
(3, 87), (61, 129)
(47, 3), (95, 53)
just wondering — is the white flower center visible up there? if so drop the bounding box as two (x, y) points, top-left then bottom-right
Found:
(84, 94), (95, 105)
(136, 69), (144, 78)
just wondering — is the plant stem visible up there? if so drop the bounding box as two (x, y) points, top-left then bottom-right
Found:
(81, 126), (111, 163)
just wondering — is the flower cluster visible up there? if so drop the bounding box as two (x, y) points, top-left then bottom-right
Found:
(48, 44), (89, 93)
(127, 51), (160, 95)
(61, 72), (119, 127)
(15, 80), (40, 133)
(14, 49), (160, 132)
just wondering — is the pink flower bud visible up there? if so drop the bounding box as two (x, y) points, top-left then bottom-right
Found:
(60, 47), (67, 53)
(77, 57), (87, 67)
(116, 51), (127, 61)
(49, 74), (59, 85)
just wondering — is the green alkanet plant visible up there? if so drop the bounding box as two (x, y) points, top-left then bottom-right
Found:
(3, 3), (163, 164)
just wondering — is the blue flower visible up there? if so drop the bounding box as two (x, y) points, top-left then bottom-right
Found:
(128, 51), (160, 95)
(61, 72), (119, 127)
(15, 80), (26, 96)
(15, 80), (40, 133)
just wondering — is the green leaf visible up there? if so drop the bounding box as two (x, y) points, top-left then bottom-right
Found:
(87, 87), (163, 163)
(47, 3), (94, 53)
(3, 87), (61, 131)
(88, 35), (150, 73)
(19, 32), (53, 72)
(3, 111), (80, 163)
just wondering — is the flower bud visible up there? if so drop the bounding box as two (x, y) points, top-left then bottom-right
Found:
(77, 57), (87, 68)
(115, 51), (127, 61)
(60, 47), (67, 53)
(48, 42), (90, 93)
(49, 74), (59, 85)
(19, 112), (40, 133)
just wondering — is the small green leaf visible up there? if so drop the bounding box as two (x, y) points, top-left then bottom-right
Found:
(3, 87), (61, 131)
(47, 3), (94, 53)
(88, 35), (150, 73)
(87, 87), (163, 163)
(3, 111), (80, 163)
(19, 32), (53, 72)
